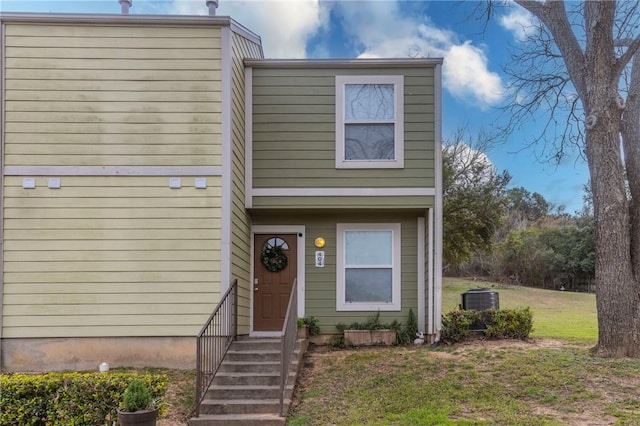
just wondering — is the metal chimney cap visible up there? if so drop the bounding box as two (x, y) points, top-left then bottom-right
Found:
(119, 0), (132, 14)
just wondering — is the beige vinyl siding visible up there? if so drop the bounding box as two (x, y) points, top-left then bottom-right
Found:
(253, 212), (419, 334)
(251, 67), (435, 191)
(229, 32), (263, 334)
(4, 24), (222, 167)
(2, 176), (222, 338)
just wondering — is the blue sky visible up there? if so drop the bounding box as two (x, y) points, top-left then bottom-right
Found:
(0, 0), (590, 213)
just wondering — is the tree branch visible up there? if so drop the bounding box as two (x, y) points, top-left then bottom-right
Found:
(615, 36), (640, 78)
(515, 0), (588, 98)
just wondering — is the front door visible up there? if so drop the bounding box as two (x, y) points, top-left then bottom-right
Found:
(253, 233), (297, 331)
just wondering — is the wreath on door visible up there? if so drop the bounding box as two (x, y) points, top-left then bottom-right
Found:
(261, 245), (288, 272)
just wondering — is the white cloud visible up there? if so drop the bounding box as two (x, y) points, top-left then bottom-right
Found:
(333, 1), (505, 107)
(166, 0), (505, 107)
(170, 0), (328, 58)
(444, 42), (504, 106)
(499, 7), (536, 42)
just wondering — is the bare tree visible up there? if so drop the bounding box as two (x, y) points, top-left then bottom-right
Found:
(499, 1), (640, 357)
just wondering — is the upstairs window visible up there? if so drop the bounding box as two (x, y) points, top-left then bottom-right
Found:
(335, 75), (404, 169)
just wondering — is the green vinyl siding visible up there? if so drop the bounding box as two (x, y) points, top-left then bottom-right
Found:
(252, 195), (435, 210)
(253, 211), (421, 334)
(229, 31), (263, 334)
(250, 65), (436, 209)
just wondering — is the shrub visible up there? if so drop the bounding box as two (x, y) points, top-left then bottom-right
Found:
(484, 307), (534, 339)
(405, 308), (419, 339)
(394, 309), (419, 345)
(441, 309), (481, 343)
(441, 307), (534, 343)
(121, 378), (153, 412)
(0, 372), (167, 426)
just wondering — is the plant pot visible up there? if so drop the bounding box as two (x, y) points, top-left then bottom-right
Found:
(117, 408), (159, 426)
(297, 325), (309, 339)
(344, 329), (396, 346)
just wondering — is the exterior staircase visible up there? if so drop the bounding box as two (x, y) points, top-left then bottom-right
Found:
(189, 337), (307, 426)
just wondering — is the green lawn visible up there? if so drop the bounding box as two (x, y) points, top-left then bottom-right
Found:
(443, 277), (598, 344)
(288, 278), (620, 426)
(288, 343), (640, 425)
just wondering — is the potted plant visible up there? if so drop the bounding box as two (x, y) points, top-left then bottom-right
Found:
(297, 316), (321, 339)
(297, 318), (309, 339)
(117, 378), (159, 426)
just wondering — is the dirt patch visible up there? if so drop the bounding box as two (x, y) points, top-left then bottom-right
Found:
(155, 369), (195, 426)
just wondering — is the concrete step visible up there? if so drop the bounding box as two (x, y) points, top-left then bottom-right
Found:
(190, 336), (307, 424)
(206, 384), (293, 400)
(213, 371), (295, 386)
(218, 361), (281, 373)
(231, 338), (283, 351)
(224, 349), (281, 363)
(199, 398), (289, 415)
(188, 413), (285, 426)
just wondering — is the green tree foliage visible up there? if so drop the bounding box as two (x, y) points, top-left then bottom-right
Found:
(501, 187), (552, 237)
(443, 129), (511, 268)
(494, 218), (595, 290)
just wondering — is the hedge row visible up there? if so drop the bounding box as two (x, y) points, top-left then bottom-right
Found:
(0, 372), (167, 426)
(441, 307), (534, 343)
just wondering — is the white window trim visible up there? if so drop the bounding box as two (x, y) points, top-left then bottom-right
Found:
(336, 223), (402, 311)
(335, 75), (404, 169)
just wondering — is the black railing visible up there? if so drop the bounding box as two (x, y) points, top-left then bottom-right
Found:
(195, 279), (238, 417)
(279, 278), (298, 416)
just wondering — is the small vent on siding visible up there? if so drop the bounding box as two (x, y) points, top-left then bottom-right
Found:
(119, 0), (132, 15)
(207, 0), (219, 16)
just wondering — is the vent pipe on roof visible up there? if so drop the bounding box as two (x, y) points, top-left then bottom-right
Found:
(119, 0), (132, 15)
(206, 0), (219, 16)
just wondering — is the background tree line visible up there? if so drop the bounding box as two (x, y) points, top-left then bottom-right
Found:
(443, 129), (595, 292)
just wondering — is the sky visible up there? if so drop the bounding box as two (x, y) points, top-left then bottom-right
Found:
(0, 0), (590, 213)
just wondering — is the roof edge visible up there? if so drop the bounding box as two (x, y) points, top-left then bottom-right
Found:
(244, 58), (444, 68)
(0, 11), (235, 27)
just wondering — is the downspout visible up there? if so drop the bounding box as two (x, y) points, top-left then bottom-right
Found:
(219, 26), (232, 292)
(0, 19), (6, 370)
(417, 216), (426, 333)
(434, 62), (443, 340)
(427, 209), (434, 336)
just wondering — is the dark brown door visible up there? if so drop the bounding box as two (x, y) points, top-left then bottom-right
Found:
(253, 234), (297, 331)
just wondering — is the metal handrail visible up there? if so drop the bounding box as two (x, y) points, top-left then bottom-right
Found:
(279, 278), (298, 416)
(194, 279), (238, 417)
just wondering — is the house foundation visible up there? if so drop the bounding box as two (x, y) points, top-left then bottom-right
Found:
(1, 337), (196, 372)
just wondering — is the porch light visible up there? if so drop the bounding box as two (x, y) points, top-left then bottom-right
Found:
(314, 237), (326, 248)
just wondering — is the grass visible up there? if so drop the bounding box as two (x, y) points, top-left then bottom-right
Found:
(287, 278), (628, 426)
(442, 277), (598, 344)
(289, 343), (640, 425)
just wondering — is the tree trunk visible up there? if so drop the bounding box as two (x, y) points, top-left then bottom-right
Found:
(582, 2), (640, 357)
(586, 114), (640, 357)
(515, 0), (640, 357)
